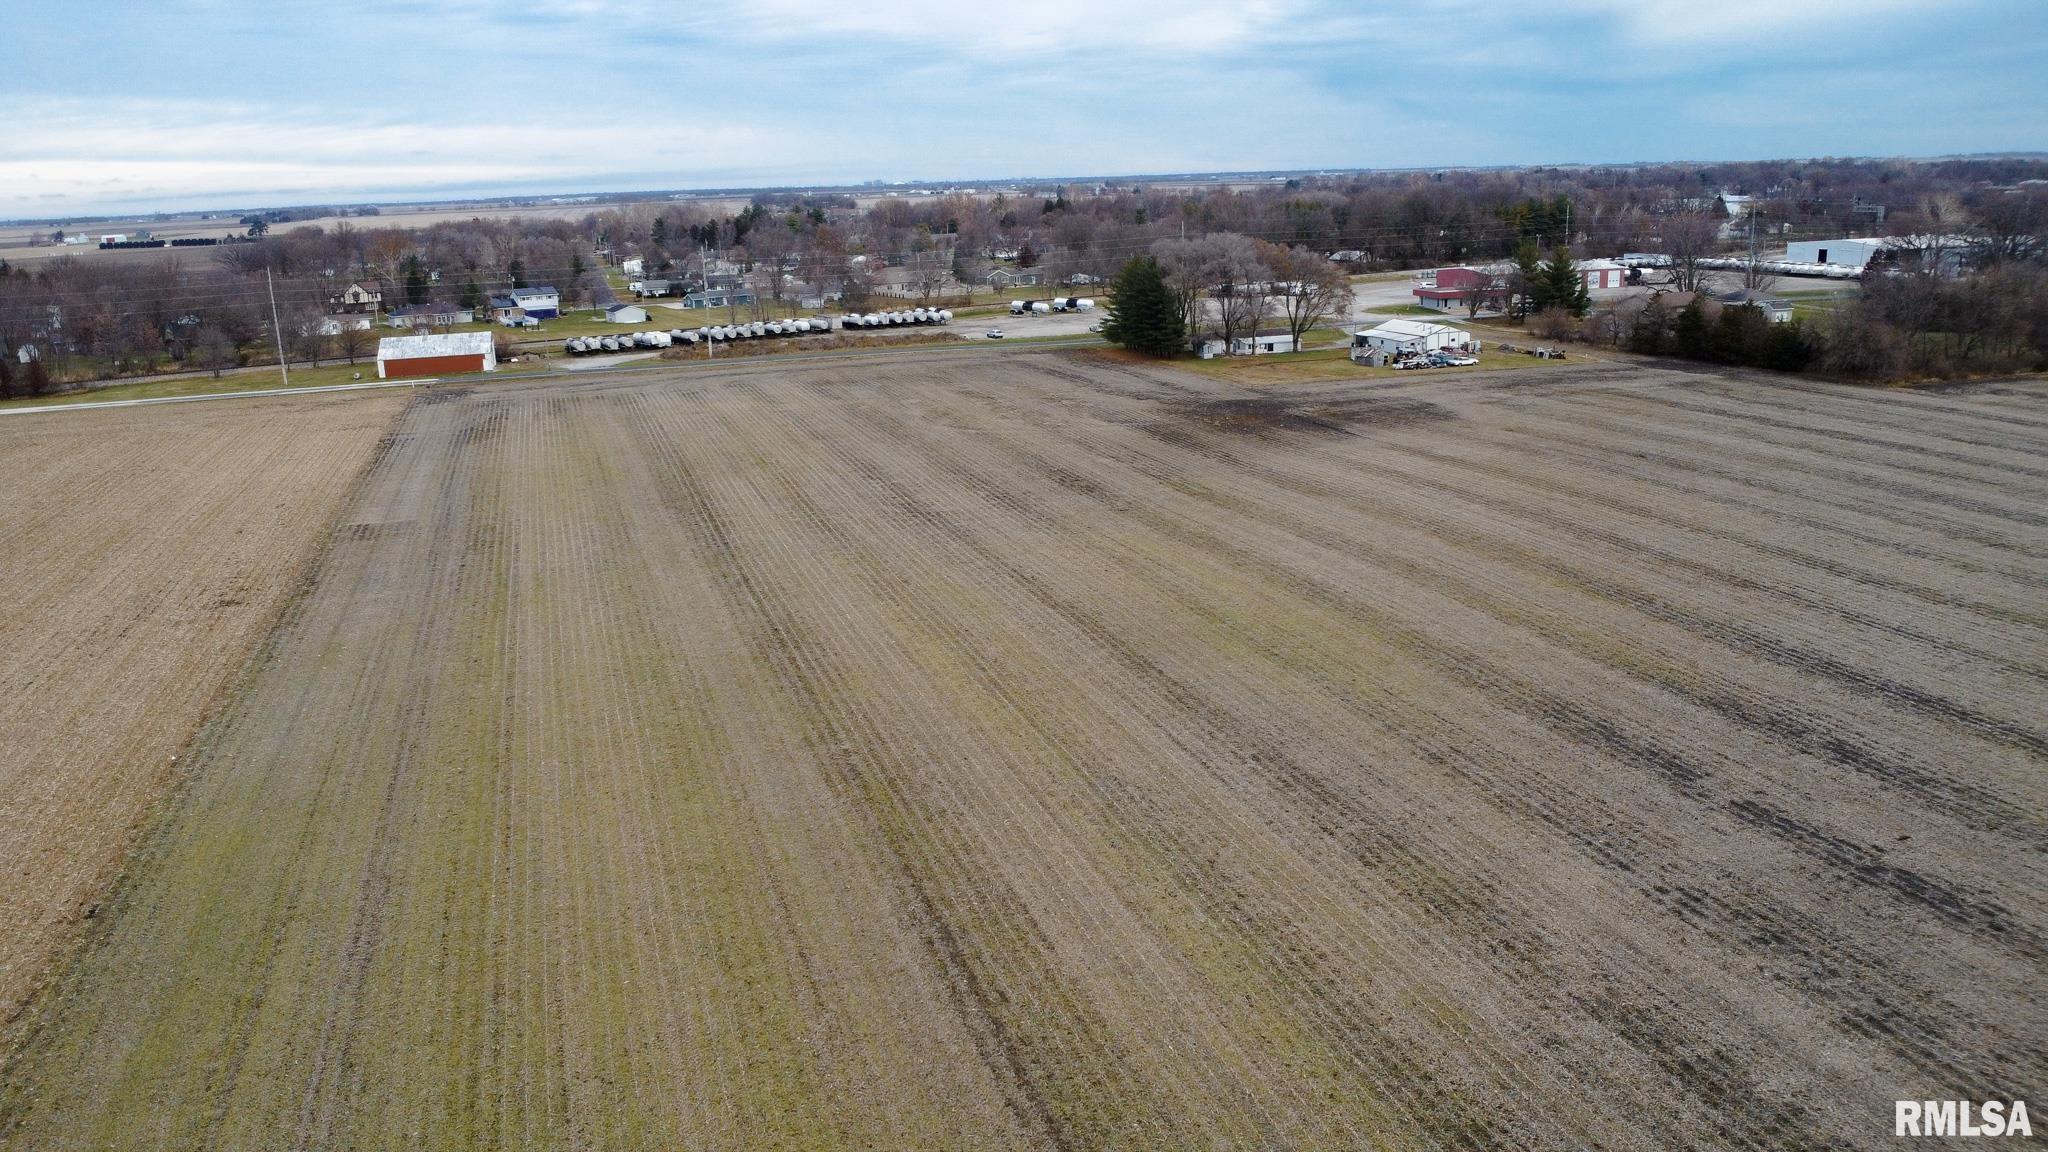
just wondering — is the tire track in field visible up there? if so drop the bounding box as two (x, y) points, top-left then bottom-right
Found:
(620, 407), (1079, 1151)
(733, 376), (1552, 1149)
(815, 377), (1884, 1148)
(881, 371), (2041, 1101)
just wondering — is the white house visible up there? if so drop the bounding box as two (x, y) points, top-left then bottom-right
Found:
(508, 286), (560, 319)
(1233, 330), (1299, 355)
(604, 303), (650, 324)
(1352, 319), (1470, 360)
(333, 281), (383, 314)
(620, 257), (644, 276)
(317, 314), (374, 336)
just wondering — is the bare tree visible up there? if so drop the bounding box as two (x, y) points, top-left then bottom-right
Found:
(1207, 234), (1270, 353)
(1265, 244), (1353, 349)
(1150, 237), (1210, 339)
(1660, 211), (1722, 293)
(1463, 269), (1506, 320)
(337, 321), (373, 365)
(290, 312), (327, 368)
(195, 327), (238, 378)
(1969, 188), (2048, 267)
(906, 249), (950, 304)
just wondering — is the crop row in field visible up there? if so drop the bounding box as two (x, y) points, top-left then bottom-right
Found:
(3, 353), (2041, 1150)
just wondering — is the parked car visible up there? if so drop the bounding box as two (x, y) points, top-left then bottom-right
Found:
(984, 328), (1005, 339)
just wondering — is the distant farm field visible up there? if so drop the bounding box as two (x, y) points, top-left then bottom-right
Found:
(1, 352), (2043, 1150)
(0, 393), (408, 1025)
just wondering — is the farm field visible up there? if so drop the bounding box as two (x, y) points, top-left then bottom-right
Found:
(2, 351), (2044, 1149)
(0, 392), (409, 1027)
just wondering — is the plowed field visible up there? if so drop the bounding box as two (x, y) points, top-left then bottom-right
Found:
(0, 393), (408, 1024)
(3, 353), (2042, 1150)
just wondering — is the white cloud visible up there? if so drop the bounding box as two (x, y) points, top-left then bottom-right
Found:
(0, 98), (813, 215)
(1557, 0), (1946, 47)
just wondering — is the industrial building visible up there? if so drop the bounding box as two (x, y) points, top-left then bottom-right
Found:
(376, 331), (496, 379)
(1783, 237), (1890, 269)
(1413, 267), (1498, 312)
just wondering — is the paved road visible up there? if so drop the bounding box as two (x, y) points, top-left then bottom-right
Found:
(2, 334), (1110, 415)
(0, 378), (428, 417)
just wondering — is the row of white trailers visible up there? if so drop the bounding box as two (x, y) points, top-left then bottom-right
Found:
(562, 309), (956, 354)
(1618, 253), (1864, 280)
(1010, 297), (1094, 315)
(840, 308), (955, 329)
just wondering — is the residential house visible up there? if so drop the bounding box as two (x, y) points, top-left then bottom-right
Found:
(1718, 290), (1794, 323)
(508, 286), (560, 319)
(1233, 330), (1300, 355)
(385, 304), (474, 328)
(332, 280), (384, 314)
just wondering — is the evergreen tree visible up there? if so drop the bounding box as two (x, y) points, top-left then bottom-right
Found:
(459, 279), (484, 310)
(651, 217), (667, 248)
(507, 257), (527, 289)
(1541, 246), (1590, 317)
(1102, 256), (1185, 358)
(1758, 319), (1818, 372)
(1511, 241), (1546, 320)
(1672, 298), (1711, 360)
(1628, 296), (1671, 355)
(400, 253), (430, 306)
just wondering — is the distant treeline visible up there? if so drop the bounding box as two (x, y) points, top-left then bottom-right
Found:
(3, 154), (2046, 392)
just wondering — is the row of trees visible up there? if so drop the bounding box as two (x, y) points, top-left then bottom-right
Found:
(1534, 258), (2048, 383)
(1102, 236), (1352, 358)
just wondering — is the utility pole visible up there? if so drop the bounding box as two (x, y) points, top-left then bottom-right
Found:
(266, 267), (289, 387)
(1746, 200), (1760, 292)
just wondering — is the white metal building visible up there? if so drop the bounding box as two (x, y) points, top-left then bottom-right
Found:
(604, 303), (650, 324)
(1352, 319), (1469, 357)
(1783, 237), (1889, 269)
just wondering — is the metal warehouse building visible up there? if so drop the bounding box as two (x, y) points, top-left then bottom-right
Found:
(376, 331), (496, 379)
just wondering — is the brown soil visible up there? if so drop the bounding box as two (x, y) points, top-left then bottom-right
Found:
(1, 352), (2041, 1150)
(0, 393), (408, 1025)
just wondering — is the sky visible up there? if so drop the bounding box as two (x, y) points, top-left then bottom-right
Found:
(4, 0), (2045, 219)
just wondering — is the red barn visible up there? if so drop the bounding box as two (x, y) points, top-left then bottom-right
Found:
(376, 331), (496, 379)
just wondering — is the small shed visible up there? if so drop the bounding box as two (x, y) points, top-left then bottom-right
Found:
(1352, 319), (1469, 358)
(376, 331), (496, 379)
(605, 303), (650, 324)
